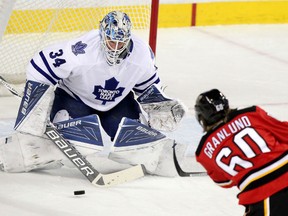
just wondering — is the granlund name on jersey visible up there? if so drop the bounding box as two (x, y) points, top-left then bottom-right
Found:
(196, 106), (288, 205)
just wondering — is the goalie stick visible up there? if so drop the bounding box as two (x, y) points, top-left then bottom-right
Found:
(0, 75), (23, 98)
(172, 141), (207, 177)
(0, 76), (145, 187)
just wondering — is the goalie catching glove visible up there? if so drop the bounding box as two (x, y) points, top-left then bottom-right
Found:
(137, 84), (186, 132)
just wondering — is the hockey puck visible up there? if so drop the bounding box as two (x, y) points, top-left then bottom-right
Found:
(74, 190), (85, 195)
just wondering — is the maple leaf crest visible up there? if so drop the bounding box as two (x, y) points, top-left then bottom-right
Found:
(93, 77), (125, 105)
(71, 41), (87, 56)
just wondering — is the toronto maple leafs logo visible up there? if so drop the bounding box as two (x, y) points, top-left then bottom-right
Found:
(71, 41), (87, 56)
(93, 77), (125, 105)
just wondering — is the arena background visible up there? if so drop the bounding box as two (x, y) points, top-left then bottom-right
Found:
(6, 0), (288, 34)
(158, 0), (288, 27)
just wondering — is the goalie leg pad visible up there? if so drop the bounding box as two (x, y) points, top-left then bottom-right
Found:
(153, 140), (188, 177)
(14, 80), (55, 136)
(109, 138), (188, 177)
(108, 117), (167, 173)
(54, 114), (105, 155)
(109, 138), (168, 174)
(1, 114), (108, 173)
(0, 132), (64, 172)
(107, 117), (188, 176)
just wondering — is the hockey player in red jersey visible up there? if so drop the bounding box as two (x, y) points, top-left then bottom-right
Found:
(194, 89), (288, 216)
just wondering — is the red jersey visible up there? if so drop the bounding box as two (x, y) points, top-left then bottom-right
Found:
(196, 106), (288, 205)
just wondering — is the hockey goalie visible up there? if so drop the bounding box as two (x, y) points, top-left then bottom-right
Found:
(0, 81), (187, 177)
(0, 11), (187, 177)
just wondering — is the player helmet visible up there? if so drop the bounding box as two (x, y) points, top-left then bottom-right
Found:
(194, 89), (229, 129)
(99, 11), (132, 66)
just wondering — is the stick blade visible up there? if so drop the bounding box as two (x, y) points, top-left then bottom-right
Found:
(92, 164), (145, 187)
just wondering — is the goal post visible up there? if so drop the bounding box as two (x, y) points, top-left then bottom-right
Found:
(0, 0), (159, 95)
(149, 0), (159, 55)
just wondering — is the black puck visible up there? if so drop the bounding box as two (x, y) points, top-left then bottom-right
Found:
(74, 190), (85, 195)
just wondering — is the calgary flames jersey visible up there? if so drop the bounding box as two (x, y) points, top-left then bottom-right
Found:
(196, 106), (288, 205)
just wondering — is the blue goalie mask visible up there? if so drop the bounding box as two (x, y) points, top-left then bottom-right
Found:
(99, 11), (132, 66)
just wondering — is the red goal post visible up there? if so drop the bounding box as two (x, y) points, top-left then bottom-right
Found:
(0, 0), (159, 94)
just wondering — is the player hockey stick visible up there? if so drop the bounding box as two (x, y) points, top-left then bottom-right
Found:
(0, 76), (145, 187)
(173, 141), (207, 177)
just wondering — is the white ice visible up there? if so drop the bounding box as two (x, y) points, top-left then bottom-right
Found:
(1, 24), (288, 216)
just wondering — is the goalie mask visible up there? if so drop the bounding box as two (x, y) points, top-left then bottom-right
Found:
(194, 89), (229, 130)
(100, 11), (132, 66)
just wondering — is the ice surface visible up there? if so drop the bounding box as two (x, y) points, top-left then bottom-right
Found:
(1, 24), (288, 216)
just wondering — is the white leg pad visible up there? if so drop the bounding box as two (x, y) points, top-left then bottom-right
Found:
(14, 82), (55, 136)
(109, 138), (188, 177)
(0, 132), (65, 172)
(153, 141), (188, 177)
(109, 138), (168, 174)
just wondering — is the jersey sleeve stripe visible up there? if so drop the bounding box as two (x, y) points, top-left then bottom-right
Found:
(133, 78), (160, 94)
(134, 73), (158, 88)
(133, 88), (144, 94)
(238, 153), (288, 192)
(30, 59), (57, 85)
(39, 51), (61, 80)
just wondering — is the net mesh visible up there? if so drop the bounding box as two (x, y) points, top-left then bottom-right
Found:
(0, 0), (152, 96)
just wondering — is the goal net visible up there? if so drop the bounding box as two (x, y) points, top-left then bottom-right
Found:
(0, 0), (158, 95)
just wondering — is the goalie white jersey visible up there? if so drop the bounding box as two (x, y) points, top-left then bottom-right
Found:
(26, 30), (160, 112)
